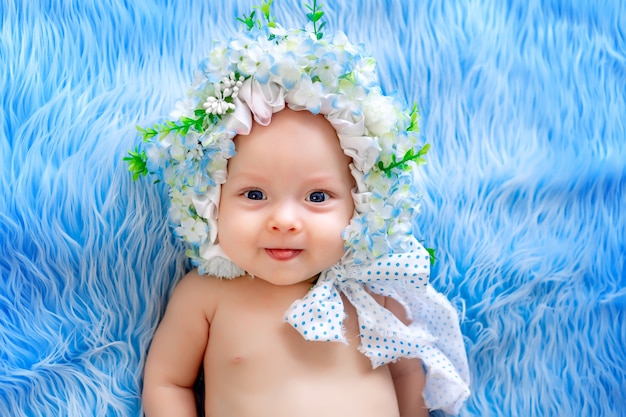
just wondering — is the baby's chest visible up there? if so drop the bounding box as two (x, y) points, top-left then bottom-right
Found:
(208, 290), (364, 367)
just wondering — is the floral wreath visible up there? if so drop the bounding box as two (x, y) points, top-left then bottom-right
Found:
(126, 0), (432, 278)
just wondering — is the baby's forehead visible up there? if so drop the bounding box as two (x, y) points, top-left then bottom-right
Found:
(232, 115), (350, 165)
(232, 109), (345, 154)
(242, 108), (337, 136)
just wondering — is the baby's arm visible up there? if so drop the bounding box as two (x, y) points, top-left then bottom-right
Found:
(385, 297), (429, 417)
(142, 271), (211, 417)
(389, 358), (428, 417)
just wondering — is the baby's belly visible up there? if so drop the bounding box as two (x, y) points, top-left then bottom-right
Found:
(204, 366), (399, 417)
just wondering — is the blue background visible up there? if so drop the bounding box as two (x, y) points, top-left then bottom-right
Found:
(1, 0), (624, 415)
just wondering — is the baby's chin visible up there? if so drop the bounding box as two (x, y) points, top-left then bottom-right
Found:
(244, 271), (322, 287)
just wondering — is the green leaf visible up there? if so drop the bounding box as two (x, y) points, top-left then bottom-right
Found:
(123, 147), (149, 180)
(407, 103), (420, 132)
(425, 247), (437, 266)
(307, 11), (323, 22)
(305, 0), (326, 39)
(137, 125), (158, 141)
(417, 143), (430, 157)
(236, 10), (256, 30)
(258, 0), (273, 19)
(377, 143), (430, 176)
(253, 0), (275, 31)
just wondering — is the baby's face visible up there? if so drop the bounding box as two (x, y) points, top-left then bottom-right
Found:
(218, 108), (355, 285)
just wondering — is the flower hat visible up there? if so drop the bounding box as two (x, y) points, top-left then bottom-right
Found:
(126, 0), (431, 278)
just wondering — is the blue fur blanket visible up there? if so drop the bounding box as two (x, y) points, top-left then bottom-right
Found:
(1, 0), (624, 415)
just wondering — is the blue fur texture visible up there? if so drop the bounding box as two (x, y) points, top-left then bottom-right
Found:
(1, 0), (624, 415)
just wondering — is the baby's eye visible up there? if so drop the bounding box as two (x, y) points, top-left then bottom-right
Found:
(244, 190), (266, 200)
(306, 191), (330, 203)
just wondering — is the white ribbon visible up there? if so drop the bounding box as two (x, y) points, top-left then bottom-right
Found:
(283, 239), (471, 415)
(238, 78), (286, 126)
(284, 240), (431, 366)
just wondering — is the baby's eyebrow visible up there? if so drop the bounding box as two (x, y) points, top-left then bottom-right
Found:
(303, 174), (339, 182)
(225, 170), (266, 181)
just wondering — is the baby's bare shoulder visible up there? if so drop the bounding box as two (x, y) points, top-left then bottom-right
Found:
(167, 269), (232, 311)
(176, 269), (230, 290)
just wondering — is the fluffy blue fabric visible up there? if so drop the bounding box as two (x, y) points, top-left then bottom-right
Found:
(1, 0), (624, 415)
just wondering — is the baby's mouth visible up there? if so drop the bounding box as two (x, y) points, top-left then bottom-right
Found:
(265, 249), (302, 261)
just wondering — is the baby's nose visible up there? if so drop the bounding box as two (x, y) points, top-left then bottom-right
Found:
(268, 202), (302, 233)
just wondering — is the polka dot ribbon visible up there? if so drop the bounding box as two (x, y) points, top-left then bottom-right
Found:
(283, 239), (472, 414)
(283, 239), (432, 367)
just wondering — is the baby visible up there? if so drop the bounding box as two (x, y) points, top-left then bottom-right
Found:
(129, 2), (470, 416)
(143, 108), (427, 417)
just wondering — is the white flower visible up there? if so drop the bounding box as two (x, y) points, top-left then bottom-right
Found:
(237, 43), (273, 82)
(181, 130), (201, 151)
(204, 95), (235, 115)
(362, 90), (399, 137)
(370, 195), (394, 220)
(175, 216), (209, 245)
(286, 77), (325, 114)
(201, 72), (247, 117)
(387, 216), (415, 251)
(200, 127), (231, 149)
(168, 188), (194, 223)
(200, 43), (232, 82)
(352, 57), (378, 88)
(342, 216), (371, 260)
(221, 72), (244, 99)
(362, 169), (392, 196)
(274, 29), (313, 56)
(331, 32), (360, 56)
(333, 79), (366, 116)
(376, 132), (397, 167)
(170, 97), (197, 119)
(227, 35), (254, 60)
(145, 140), (170, 172)
(312, 53), (344, 87)
(168, 135), (187, 162)
(271, 52), (302, 89)
(369, 233), (391, 258)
